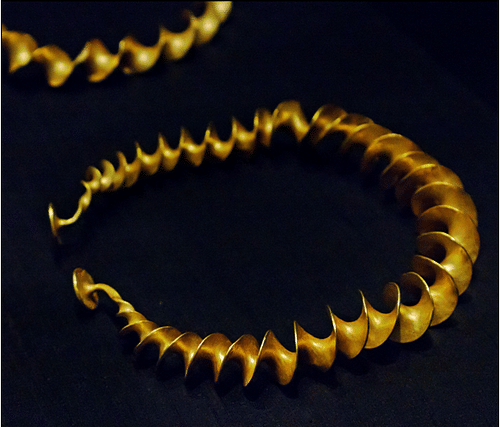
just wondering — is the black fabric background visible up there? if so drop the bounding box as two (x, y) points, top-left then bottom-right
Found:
(2, 2), (498, 426)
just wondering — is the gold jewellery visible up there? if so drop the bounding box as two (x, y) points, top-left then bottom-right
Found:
(1, 2), (232, 87)
(51, 101), (479, 386)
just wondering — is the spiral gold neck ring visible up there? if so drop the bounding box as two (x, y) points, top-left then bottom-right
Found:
(51, 100), (479, 386)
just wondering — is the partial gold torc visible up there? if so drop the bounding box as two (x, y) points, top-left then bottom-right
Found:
(2, 2), (232, 87)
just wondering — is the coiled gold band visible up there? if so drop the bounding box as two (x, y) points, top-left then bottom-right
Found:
(2, 2), (232, 86)
(53, 101), (479, 385)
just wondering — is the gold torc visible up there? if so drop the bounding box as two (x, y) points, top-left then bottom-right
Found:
(56, 100), (479, 386)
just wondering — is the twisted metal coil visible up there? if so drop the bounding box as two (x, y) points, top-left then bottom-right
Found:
(2, 2), (232, 87)
(61, 101), (479, 385)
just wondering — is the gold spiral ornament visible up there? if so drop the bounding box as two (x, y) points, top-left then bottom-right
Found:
(2, 1), (232, 87)
(56, 101), (479, 386)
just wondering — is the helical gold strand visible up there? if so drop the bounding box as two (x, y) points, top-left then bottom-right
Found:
(61, 101), (479, 386)
(2, 2), (232, 87)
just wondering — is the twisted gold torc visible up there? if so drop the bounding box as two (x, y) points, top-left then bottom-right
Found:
(53, 101), (479, 386)
(2, 1), (232, 87)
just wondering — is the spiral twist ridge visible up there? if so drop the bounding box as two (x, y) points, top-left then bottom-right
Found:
(2, 2), (232, 87)
(66, 101), (479, 385)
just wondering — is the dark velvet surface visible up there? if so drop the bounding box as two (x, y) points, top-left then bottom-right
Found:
(2, 2), (498, 426)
